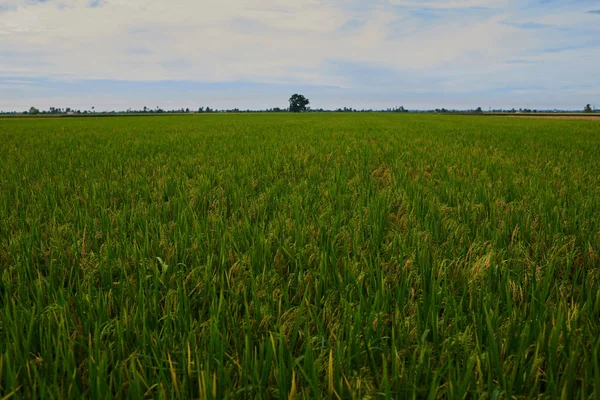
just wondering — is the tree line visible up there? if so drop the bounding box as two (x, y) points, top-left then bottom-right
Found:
(4, 95), (597, 115)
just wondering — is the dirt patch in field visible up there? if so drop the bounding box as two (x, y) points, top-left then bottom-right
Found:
(506, 115), (600, 120)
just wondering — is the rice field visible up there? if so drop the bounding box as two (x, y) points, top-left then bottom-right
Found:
(0, 114), (599, 399)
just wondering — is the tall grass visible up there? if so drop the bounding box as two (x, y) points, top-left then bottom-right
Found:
(0, 114), (599, 398)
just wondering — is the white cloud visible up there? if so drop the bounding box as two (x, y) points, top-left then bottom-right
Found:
(0, 0), (523, 81)
(0, 0), (356, 83)
(0, 0), (598, 110)
(388, 0), (507, 8)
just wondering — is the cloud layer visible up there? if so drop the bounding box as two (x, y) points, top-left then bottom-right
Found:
(1, 0), (599, 110)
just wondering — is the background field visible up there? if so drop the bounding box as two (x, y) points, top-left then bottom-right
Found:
(1, 114), (599, 399)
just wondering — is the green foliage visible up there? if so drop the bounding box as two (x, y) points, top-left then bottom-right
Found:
(289, 94), (309, 112)
(0, 114), (599, 398)
(585, 104), (593, 113)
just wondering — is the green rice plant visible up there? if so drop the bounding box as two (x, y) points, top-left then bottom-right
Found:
(0, 114), (599, 398)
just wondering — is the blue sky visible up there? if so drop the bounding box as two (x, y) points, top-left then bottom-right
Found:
(1, 0), (599, 111)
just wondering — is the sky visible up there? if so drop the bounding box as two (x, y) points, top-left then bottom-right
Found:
(1, 0), (599, 111)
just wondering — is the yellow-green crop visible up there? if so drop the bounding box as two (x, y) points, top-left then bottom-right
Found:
(1, 114), (599, 398)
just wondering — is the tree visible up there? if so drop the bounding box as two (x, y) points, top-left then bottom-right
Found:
(29, 107), (40, 115)
(289, 94), (309, 112)
(475, 107), (483, 113)
(584, 104), (592, 113)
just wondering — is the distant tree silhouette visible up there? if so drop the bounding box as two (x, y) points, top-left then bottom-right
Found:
(29, 107), (39, 115)
(289, 94), (309, 112)
(584, 104), (592, 113)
